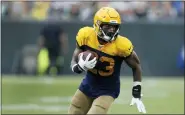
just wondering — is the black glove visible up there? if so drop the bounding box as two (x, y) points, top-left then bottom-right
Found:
(72, 64), (83, 74)
(132, 85), (141, 98)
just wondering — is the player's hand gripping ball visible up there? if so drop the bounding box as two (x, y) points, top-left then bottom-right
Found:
(77, 51), (98, 71)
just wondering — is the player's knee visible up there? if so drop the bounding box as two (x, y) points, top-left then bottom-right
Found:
(94, 102), (109, 113)
(68, 96), (84, 114)
(87, 103), (108, 114)
(68, 103), (83, 114)
(88, 96), (114, 114)
(68, 90), (92, 114)
(95, 96), (114, 109)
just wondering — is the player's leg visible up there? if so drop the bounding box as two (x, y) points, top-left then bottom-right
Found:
(68, 89), (93, 114)
(87, 95), (114, 114)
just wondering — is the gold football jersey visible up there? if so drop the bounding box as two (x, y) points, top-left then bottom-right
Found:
(76, 26), (133, 58)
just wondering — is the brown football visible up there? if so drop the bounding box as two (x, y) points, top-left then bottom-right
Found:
(80, 51), (98, 61)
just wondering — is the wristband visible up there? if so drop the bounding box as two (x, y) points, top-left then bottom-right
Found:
(72, 64), (83, 74)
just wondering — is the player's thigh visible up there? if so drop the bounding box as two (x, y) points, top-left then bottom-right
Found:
(87, 95), (115, 114)
(68, 89), (93, 114)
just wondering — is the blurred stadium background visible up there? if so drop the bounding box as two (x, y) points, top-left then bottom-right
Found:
(1, 1), (184, 114)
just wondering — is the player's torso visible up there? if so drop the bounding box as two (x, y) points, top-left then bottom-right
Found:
(79, 27), (125, 88)
(77, 27), (133, 98)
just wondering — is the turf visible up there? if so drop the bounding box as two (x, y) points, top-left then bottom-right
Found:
(1, 75), (184, 114)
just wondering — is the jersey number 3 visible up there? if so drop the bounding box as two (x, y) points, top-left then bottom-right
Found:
(89, 56), (115, 77)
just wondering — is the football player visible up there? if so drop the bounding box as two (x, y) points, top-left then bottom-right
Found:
(68, 7), (146, 114)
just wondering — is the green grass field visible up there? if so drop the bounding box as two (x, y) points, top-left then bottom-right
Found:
(1, 75), (184, 114)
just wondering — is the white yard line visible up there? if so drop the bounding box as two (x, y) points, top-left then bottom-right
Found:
(1, 104), (68, 112)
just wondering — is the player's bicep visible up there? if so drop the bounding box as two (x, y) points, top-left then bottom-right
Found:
(124, 51), (140, 69)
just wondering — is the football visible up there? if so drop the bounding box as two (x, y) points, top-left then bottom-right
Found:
(80, 51), (97, 61)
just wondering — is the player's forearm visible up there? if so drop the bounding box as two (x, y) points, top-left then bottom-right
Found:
(71, 46), (83, 74)
(132, 65), (142, 82)
(71, 59), (77, 69)
(71, 58), (84, 74)
(71, 47), (80, 67)
(132, 64), (143, 100)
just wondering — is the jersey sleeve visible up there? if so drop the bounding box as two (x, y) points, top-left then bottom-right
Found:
(76, 27), (88, 48)
(116, 37), (134, 58)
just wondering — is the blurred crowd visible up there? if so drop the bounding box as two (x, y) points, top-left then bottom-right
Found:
(1, 1), (184, 22)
